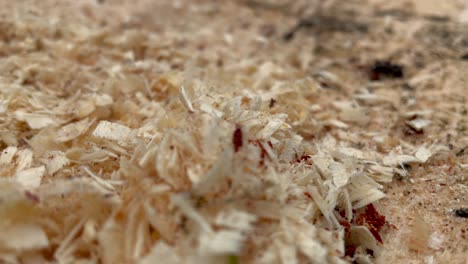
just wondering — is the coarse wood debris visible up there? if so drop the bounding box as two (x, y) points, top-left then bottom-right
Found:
(0, 0), (467, 264)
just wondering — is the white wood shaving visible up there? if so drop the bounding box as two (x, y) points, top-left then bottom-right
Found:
(55, 118), (94, 142)
(93, 93), (114, 107)
(348, 175), (386, 209)
(382, 154), (420, 166)
(402, 110), (433, 118)
(406, 118), (431, 132)
(347, 226), (380, 254)
(14, 111), (57, 129)
(342, 189), (353, 221)
(199, 102), (224, 118)
(308, 186), (339, 227)
(15, 166), (45, 189)
(330, 161), (350, 188)
(15, 149), (34, 172)
(324, 119), (350, 129)
(171, 194), (212, 233)
(256, 119), (283, 139)
(92, 121), (134, 146)
(55, 220), (85, 261)
(215, 209), (257, 231)
(83, 166), (115, 191)
(41, 151), (69, 175)
(0, 146), (18, 165)
(179, 85), (195, 112)
(428, 232), (445, 251)
(415, 147), (432, 163)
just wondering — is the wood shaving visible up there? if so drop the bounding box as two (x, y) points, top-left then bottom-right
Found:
(346, 226), (380, 255)
(93, 121), (135, 146)
(41, 151), (69, 175)
(14, 111), (57, 129)
(0, 146), (18, 165)
(15, 166), (45, 189)
(406, 118), (431, 132)
(55, 118), (95, 143)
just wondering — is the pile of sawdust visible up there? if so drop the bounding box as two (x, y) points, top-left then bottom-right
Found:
(0, 0), (466, 263)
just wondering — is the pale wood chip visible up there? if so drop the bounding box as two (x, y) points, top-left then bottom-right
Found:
(15, 166), (45, 189)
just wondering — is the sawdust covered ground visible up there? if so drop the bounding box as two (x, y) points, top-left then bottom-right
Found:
(0, 0), (467, 263)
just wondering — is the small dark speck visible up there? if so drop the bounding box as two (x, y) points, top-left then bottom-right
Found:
(402, 163), (412, 171)
(453, 208), (468, 218)
(369, 60), (404, 81)
(269, 98), (276, 108)
(104, 193), (114, 199)
(283, 30), (295, 41)
(233, 126), (243, 152)
(456, 147), (467, 156)
(461, 53), (468, 60)
(24, 191), (40, 203)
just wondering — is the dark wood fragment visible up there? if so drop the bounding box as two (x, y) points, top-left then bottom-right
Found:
(454, 208), (468, 218)
(233, 126), (243, 152)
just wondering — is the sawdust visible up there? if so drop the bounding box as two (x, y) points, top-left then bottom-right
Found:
(0, 0), (466, 263)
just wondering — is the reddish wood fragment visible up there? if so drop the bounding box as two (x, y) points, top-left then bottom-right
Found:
(261, 147), (269, 165)
(247, 139), (270, 166)
(296, 155), (311, 163)
(340, 220), (351, 234)
(370, 72), (381, 81)
(349, 204), (394, 245)
(269, 98), (277, 108)
(338, 209), (346, 218)
(363, 204), (386, 231)
(355, 213), (365, 226)
(233, 126), (243, 152)
(267, 141), (273, 148)
(24, 191), (40, 203)
(369, 227), (383, 244)
(345, 245), (357, 258)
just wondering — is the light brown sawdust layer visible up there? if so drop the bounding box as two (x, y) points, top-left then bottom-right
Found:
(0, 0), (466, 263)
